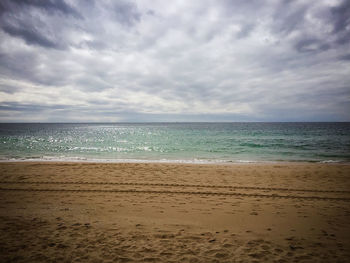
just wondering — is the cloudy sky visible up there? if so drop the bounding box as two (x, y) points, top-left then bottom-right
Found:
(0, 0), (349, 122)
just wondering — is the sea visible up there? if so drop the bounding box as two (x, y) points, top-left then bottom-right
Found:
(0, 123), (349, 163)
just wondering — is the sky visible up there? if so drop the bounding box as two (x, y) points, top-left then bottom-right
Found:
(0, 0), (349, 122)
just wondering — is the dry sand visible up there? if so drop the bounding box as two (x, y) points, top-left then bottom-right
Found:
(0, 162), (350, 262)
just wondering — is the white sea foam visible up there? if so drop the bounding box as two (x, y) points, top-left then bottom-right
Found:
(0, 156), (295, 164)
(320, 160), (342, 163)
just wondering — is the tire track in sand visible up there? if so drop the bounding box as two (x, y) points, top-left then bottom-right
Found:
(0, 187), (350, 201)
(0, 181), (349, 194)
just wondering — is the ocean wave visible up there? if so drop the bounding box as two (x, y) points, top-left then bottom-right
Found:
(238, 142), (265, 148)
(1, 156), (348, 164)
(319, 160), (342, 163)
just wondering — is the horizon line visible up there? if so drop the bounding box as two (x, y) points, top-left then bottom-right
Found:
(1, 121), (350, 124)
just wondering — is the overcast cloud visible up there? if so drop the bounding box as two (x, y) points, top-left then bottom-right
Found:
(0, 0), (349, 122)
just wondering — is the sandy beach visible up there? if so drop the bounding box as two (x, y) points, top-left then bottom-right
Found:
(0, 162), (349, 262)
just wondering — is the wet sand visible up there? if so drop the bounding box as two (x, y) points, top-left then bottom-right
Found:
(0, 162), (350, 262)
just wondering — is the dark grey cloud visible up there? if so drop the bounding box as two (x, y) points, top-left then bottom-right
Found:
(0, 84), (20, 94)
(0, 0), (81, 49)
(0, 0), (81, 17)
(0, 51), (39, 83)
(331, 0), (350, 33)
(330, 0), (350, 44)
(270, 0), (350, 53)
(1, 22), (59, 49)
(272, 0), (309, 35)
(112, 1), (141, 26)
(235, 23), (255, 39)
(0, 101), (69, 113)
(339, 54), (350, 61)
(294, 37), (330, 53)
(0, 51), (72, 87)
(0, 0), (349, 122)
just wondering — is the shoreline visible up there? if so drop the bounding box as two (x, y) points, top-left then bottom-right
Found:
(1, 158), (349, 165)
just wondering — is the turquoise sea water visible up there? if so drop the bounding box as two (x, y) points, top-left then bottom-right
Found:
(0, 123), (349, 163)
